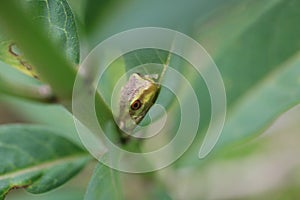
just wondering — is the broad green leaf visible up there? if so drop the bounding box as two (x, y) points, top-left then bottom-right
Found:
(22, 0), (80, 64)
(0, 95), (82, 147)
(179, 0), (300, 166)
(0, 125), (90, 199)
(218, 53), (300, 148)
(197, 0), (296, 106)
(85, 162), (122, 200)
(6, 187), (85, 200)
(98, 49), (187, 114)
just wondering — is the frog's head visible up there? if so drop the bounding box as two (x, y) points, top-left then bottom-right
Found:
(117, 73), (160, 132)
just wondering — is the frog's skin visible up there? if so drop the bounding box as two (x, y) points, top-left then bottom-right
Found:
(118, 73), (160, 132)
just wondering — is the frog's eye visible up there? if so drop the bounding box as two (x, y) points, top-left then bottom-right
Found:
(131, 100), (142, 110)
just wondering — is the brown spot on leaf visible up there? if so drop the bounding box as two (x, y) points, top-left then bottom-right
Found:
(8, 43), (20, 57)
(20, 60), (32, 71)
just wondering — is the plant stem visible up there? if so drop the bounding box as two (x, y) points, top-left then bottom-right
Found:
(0, 77), (56, 103)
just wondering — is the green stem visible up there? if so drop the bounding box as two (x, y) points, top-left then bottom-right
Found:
(0, 76), (55, 103)
(158, 38), (175, 84)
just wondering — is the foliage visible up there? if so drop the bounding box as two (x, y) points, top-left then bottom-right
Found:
(0, 0), (299, 199)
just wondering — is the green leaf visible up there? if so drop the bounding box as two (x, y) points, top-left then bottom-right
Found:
(0, 40), (39, 78)
(218, 53), (300, 148)
(23, 0), (80, 64)
(0, 125), (89, 198)
(6, 187), (85, 200)
(198, 0), (297, 106)
(85, 162), (122, 200)
(179, 0), (300, 165)
(98, 49), (184, 113)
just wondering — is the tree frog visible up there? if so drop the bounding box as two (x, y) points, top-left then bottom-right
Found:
(118, 73), (160, 133)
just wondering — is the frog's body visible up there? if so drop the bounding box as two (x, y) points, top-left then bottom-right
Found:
(118, 73), (160, 132)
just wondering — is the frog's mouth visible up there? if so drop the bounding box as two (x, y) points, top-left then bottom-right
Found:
(130, 114), (144, 125)
(116, 113), (138, 134)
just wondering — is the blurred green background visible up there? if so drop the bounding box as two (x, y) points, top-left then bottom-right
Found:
(1, 0), (300, 199)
